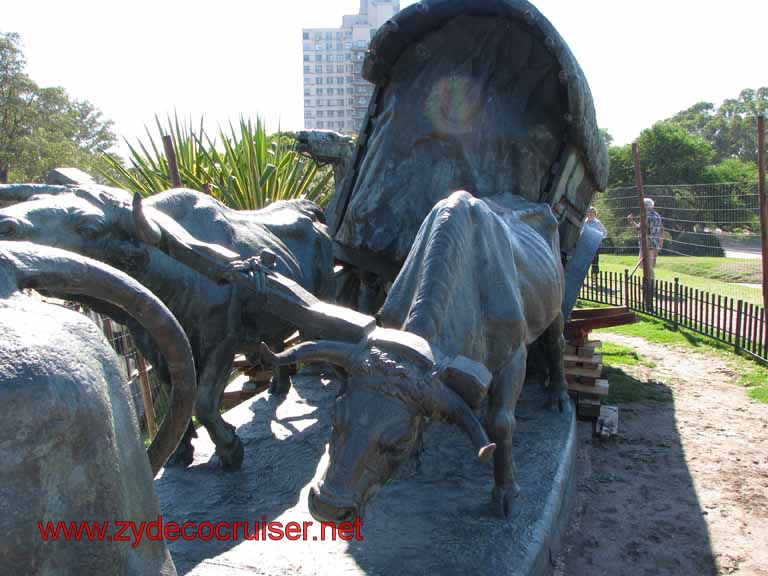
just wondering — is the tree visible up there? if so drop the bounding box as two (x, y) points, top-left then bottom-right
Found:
(668, 88), (768, 164)
(0, 32), (116, 182)
(607, 121), (715, 188)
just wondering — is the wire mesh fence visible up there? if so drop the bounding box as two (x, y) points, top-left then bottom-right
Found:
(592, 181), (763, 305)
(77, 306), (171, 443)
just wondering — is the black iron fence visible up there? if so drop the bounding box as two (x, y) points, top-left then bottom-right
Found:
(580, 270), (767, 365)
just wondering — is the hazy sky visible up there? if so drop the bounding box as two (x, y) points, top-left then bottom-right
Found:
(4, 0), (767, 155)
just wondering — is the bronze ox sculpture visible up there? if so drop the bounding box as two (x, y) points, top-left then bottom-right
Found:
(0, 242), (195, 574)
(264, 191), (568, 519)
(0, 182), (335, 469)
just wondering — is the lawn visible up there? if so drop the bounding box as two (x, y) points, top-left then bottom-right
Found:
(596, 314), (768, 404)
(596, 254), (763, 306)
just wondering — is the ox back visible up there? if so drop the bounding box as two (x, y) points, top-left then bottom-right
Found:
(379, 190), (563, 371)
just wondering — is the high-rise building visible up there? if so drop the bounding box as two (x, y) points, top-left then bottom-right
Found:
(302, 0), (400, 135)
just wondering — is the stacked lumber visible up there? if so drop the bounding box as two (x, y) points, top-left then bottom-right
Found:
(564, 306), (637, 433)
(564, 339), (608, 420)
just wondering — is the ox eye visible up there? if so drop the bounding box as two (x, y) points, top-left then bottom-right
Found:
(77, 222), (104, 239)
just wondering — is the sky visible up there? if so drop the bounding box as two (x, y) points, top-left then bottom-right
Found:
(4, 0), (767, 156)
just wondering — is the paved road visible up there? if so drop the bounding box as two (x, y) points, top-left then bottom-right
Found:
(724, 250), (762, 260)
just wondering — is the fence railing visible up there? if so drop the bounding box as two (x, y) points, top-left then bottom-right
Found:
(579, 270), (767, 365)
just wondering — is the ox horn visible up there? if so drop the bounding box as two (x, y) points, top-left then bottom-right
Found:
(0, 241), (196, 476)
(132, 193), (162, 245)
(430, 387), (496, 464)
(260, 340), (359, 372)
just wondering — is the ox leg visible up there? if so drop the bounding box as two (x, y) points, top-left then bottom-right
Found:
(268, 340), (292, 396)
(543, 312), (569, 413)
(196, 337), (244, 470)
(166, 423), (197, 467)
(489, 345), (526, 518)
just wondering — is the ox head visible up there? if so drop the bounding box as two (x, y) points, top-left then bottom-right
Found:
(262, 329), (495, 522)
(0, 185), (158, 275)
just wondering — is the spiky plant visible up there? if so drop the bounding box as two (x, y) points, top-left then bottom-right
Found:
(99, 115), (333, 209)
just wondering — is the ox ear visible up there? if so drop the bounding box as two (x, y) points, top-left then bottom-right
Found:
(436, 356), (492, 410)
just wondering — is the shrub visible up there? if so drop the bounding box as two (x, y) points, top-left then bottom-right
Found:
(99, 115), (334, 209)
(662, 231), (725, 257)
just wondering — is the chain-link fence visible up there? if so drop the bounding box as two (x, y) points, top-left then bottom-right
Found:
(592, 181), (763, 306)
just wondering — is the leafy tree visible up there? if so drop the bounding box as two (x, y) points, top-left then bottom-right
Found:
(607, 121), (715, 188)
(0, 32), (115, 182)
(668, 88), (767, 164)
(702, 157), (758, 184)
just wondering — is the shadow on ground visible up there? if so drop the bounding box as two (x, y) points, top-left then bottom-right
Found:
(556, 373), (718, 575)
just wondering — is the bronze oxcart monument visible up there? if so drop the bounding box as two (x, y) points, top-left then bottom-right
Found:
(0, 0), (608, 574)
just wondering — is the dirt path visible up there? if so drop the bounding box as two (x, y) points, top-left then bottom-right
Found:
(555, 332), (768, 576)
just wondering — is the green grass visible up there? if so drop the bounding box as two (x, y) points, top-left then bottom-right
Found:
(597, 254), (763, 305)
(603, 366), (672, 404)
(593, 341), (666, 403)
(601, 342), (656, 368)
(594, 312), (768, 404)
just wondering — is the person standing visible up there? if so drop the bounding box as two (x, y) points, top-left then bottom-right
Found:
(628, 198), (663, 278)
(584, 206), (607, 277)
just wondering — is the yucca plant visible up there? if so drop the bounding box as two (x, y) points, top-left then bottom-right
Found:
(99, 114), (334, 209)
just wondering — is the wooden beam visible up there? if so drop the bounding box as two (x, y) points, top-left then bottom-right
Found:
(565, 312), (636, 336)
(136, 355), (158, 438)
(571, 306), (630, 320)
(564, 353), (603, 365)
(565, 364), (603, 379)
(568, 378), (609, 396)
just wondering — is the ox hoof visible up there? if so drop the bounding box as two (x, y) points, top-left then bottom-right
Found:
(166, 441), (195, 468)
(269, 375), (292, 396)
(492, 482), (520, 518)
(545, 386), (569, 413)
(218, 437), (244, 471)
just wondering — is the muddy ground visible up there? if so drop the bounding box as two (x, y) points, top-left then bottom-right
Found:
(555, 332), (768, 576)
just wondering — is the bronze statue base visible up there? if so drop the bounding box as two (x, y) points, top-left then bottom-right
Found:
(156, 368), (576, 576)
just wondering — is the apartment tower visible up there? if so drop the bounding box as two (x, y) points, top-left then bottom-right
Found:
(302, 0), (400, 135)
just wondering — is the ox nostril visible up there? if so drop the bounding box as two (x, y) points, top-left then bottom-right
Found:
(308, 487), (360, 524)
(0, 219), (20, 238)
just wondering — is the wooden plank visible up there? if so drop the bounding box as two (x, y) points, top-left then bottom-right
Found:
(565, 364), (603, 379)
(244, 370), (273, 383)
(564, 353), (603, 364)
(577, 395), (601, 420)
(565, 341), (601, 355)
(565, 312), (636, 336)
(568, 378), (609, 396)
(570, 306), (630, 320)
